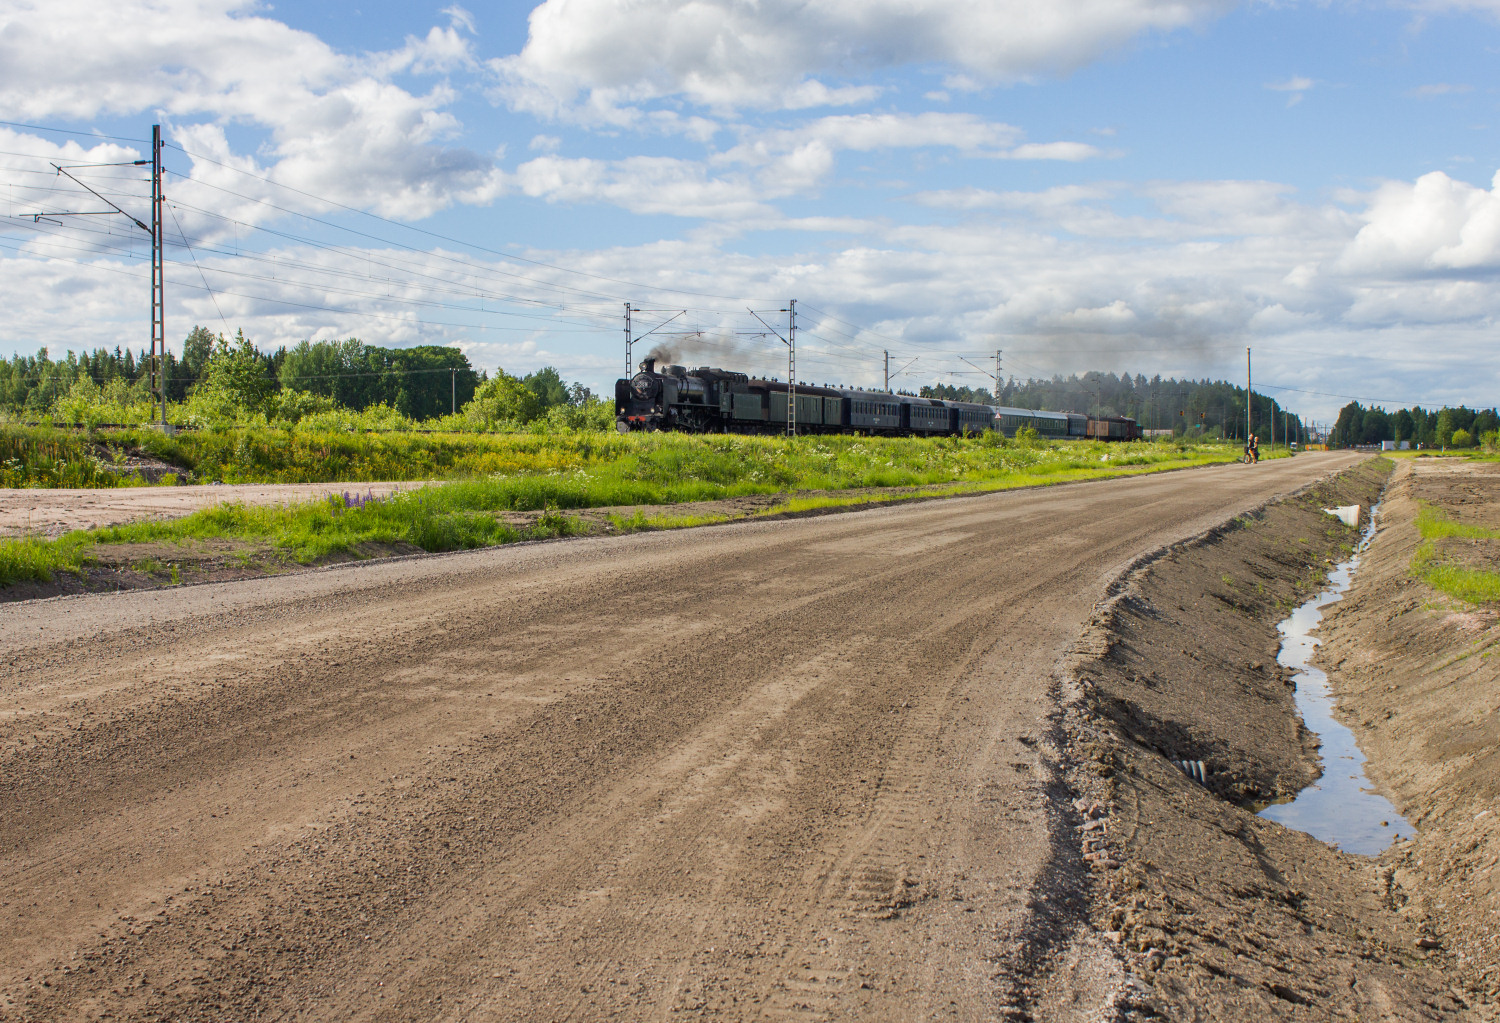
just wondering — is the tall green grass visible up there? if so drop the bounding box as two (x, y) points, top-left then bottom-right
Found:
(0, 424), (1240, 490)
(0, 432), (131, 487)
(0, 437), (1240, 586)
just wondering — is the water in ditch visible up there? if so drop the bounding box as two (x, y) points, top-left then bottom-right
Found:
(1258, 505), (1413, 855)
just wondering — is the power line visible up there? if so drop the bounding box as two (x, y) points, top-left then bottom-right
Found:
(0, 120), (148, 144)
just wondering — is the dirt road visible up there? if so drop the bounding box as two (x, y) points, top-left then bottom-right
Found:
(0, 482), (428, 538)
(0, 452), (1359, 1022)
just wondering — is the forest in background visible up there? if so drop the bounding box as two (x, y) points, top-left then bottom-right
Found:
(6, 328), (1482, 448)
(920, 372), (1309, 443)
(0, 328), (611, 432)
(1329, 401), (1499, 449)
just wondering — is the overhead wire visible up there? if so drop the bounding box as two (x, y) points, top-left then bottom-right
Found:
(4, 141), (933, 375)
(4, 129), (1436, 403)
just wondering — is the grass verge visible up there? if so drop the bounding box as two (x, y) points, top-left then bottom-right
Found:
(3, 424), (1247, 488)
(0, 439), (1251, 587)
(1412, 504), (1500, 605)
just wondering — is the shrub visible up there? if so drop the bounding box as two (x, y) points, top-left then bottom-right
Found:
(1452, 428), (1474, 449)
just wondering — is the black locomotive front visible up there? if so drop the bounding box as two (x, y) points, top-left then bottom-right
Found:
(615, 360), (666, 432)
(615, 359), (737, 433)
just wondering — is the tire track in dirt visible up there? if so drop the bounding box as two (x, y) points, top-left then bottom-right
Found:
(0, 453), (1360, 1022)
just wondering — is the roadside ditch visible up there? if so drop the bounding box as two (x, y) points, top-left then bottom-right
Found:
(1053, 456), (1478, 1020)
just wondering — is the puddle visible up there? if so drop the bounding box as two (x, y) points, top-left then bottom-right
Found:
(1259, 504), (1413, 855)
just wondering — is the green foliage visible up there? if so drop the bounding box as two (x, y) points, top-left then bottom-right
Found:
(0, 437), (1246, 584)
(0, 533), (94, 585)
(1415, 503), (1500, 541)
(0, 431), (126, 487)
(48, 376), (158, 427)
(920, 382), (995, 404)
(1412, 504), (1500, 605)
(181, 326), (216, 383)
(187, 330), (275, 423)
(523, 366), (570, 409)
(1436, 408), (1456, 449)
(278, 338), (479, 418)
(1331, 400), (1497, 449)
(265, 388), (341, 425)
(1451, 428), (1474, 449)
(1392, 408), (1415, 442)
(463, 371), (544, 427)
(990, 370), (1298, 443)
(1413, 541), (1500, 605)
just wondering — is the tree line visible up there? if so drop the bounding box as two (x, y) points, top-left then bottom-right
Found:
(1329, 402), (1498, 449)
(0, 328), (606, 429)
(921, 371), (1307, 442)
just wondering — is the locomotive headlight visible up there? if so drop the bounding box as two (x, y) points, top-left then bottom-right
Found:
(630, 372), (659, 400)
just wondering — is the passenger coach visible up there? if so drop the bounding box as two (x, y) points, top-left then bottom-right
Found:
(615, 359), (1139, 440)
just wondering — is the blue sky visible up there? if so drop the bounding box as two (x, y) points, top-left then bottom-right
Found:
(1, 0), (1499, 419)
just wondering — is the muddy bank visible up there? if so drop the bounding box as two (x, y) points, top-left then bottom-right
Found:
(1317, 457), (1500, 1013)
(1059, 457), (1472, 1020)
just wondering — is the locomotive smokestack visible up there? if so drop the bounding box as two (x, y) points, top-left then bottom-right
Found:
(641, 357), (656, 373)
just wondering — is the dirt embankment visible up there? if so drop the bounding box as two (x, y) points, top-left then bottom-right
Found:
(1316, 457), (1500, 1014)
(1057, 457), (1475, 1020)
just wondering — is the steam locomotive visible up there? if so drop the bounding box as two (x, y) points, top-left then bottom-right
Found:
(615, 358), (1141, 440)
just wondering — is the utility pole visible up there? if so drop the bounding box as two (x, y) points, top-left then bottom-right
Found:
(451, 367), (456, 415)
(884, 349), (890, 393)
(994, 349), (1002, 403)
(1246, 347), (1252, 449)
(747, 301), (796, 437)
(624, 302), (633, 375)
(32, 124), (168, 428)
(1271, 398), (1276, 450)
(787, 299), (796, 437)
(150, 124), (165, 426)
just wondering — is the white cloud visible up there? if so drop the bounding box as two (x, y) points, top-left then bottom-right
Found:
(492, 0), (1237, 116)
(1264, 75), (1315, 107)
(1409, 82), (1473, 97)
(0, 0), (499, 220)
(512, 155), (778, 220)
(1339, 169), (1500, 273)
(721, 113), (1024, 170)
(911, 184), (1115, 211)
(1265, 75), (1316, 93)
(1005, 142), (1104, 161)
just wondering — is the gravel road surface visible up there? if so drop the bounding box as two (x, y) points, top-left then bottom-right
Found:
(0, 452), (1358, 1022)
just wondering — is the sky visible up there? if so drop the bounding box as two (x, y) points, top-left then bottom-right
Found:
(2, 0), (1500, 421)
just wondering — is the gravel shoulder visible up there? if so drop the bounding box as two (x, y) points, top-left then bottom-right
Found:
(0, 453), (1354, 1023)
(1058, 456), (1477, 1020)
